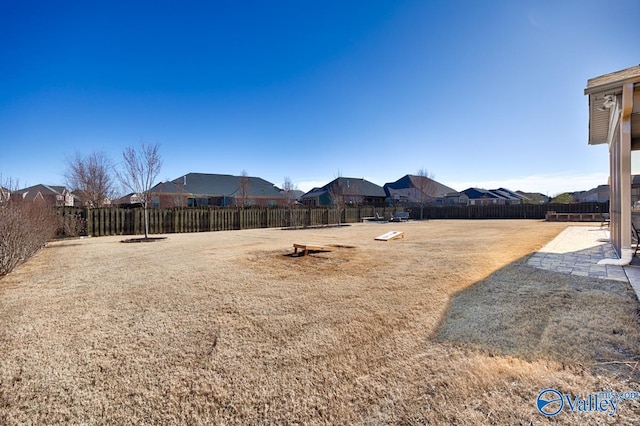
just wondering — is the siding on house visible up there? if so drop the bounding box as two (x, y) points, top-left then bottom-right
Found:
(14, 184), (74, 206)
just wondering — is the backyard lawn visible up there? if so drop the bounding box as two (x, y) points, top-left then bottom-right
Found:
(1, 220), (639, 424)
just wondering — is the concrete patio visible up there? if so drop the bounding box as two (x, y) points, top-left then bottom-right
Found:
(527, 225), (640, 299)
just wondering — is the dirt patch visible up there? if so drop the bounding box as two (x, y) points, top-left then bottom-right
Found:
(1, 220), (639, 424)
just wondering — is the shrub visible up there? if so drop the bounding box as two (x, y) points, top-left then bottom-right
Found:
(0, 199), (58, 277)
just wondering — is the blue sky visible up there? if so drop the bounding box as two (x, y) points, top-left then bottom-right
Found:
(1, 0), (638, 196)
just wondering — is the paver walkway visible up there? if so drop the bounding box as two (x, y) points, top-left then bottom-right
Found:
(527, 225), (640, 301)
(527, 226), (627, 281)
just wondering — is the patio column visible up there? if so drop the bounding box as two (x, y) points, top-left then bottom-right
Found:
(620, 82), (634, 252)
(608, 83), (634, 257)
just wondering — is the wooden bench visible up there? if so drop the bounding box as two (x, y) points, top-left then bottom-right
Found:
(293, 243), (336, 256)
(362, 212), (386, 222)
(389, 212), (409, 222)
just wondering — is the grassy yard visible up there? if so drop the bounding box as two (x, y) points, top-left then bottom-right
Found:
(1, 220), (639, 424)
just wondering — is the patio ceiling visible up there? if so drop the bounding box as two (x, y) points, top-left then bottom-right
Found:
(585, 65), (640, 148)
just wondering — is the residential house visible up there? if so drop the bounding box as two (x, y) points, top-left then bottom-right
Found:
(383, 175), (457, 205)
(113, 192), (142, 207)
(516, 191), (550, 204)
(71, 190), (112, 208)
(149, 172), (286, 207)
(491, 188), (529, 204)
(301, 177), (386, 206)
(572, 185), (610, 203)
(443, 191), (469, 205)
(461, 187), (527, 206)
(14, 184), (74, 206)
(461, 188), (501, 206)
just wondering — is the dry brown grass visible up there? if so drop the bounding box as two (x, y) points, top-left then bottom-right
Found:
(1, 220), (640, 424)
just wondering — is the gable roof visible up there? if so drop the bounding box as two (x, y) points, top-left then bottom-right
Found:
(302, 177), (386, 199)
(490, 188), (528, 201)
(384, 174), (457, 198)
(462, 187), (528, 201)
(462, 187), (501, 199)
(153, 173), (284, 199)
(15, 184), (67, 196)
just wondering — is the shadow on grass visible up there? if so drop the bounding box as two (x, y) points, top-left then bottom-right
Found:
(120, 237), (168, 243)
(434, 256), (640, 380)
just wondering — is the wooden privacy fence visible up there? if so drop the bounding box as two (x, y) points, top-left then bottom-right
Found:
(57, 206), (391, 237)
(409, 202), (609, 220)
(56, 202), (609, 237)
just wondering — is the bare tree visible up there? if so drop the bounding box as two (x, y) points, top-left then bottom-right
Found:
(282, 177), (297, 226)
(415, 167), (437, 220)
(328, 177), (347, 225)
(64, 150), (116, 208)
(237, 170), (250, 208)
(117, 142), (162, 239)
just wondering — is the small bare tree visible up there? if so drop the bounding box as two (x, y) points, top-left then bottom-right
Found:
(415, 168), (437, 220)
(117, 142), (162, 239)
(237, 170), (250, 208)
(328, 177), (347, 225)
(282, 177), (297, 226)
(64, 150), (116, 207)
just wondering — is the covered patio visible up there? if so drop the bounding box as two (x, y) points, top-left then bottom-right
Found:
(585, 65), (640, 264)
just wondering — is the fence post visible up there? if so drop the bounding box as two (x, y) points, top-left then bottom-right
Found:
(85, 208), (91, 236)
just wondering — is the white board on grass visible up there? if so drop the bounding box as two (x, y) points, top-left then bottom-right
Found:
(375, 231), (404, 241)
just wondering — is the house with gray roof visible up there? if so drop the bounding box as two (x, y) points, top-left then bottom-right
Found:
(572, 185), (610, 203)
(150, 172), (285, 207)
(516, 191), (549, 204)
(301, 177), (386, 206)
(383, 175), (457, 206)
(461, 187), (527, 206)
(14, 184), (74, 206)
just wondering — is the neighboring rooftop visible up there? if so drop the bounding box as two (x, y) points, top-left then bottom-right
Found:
(157, 172), (283, 199)
(384, 174), (457, 199)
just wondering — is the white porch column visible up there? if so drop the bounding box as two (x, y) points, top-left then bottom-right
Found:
(601, 82), (634, 264)
(620, 83), (634, 253)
